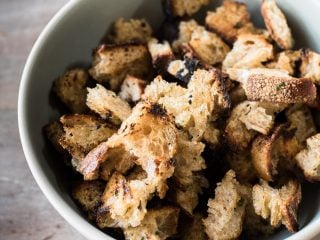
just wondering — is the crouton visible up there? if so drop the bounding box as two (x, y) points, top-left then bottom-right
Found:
(225, 101), (276, 151)
(89, 44), (152, 91)
(118, 75), (147, 103)
(44, 121), (66, 153)
(252, 180), (302, 232)
(72, 180), (105, 220)
(124, 206), (180, 240)
(108, 18), (152, 44)
(188, 26), (230, 65)
(261, 0), (293, 49)
(205, 0), (256, 43)
(97, 172), (154, 228)
(145, 69), (230, 140)
(79, 101), (178, 191)
(227, 68), (317, 103)
(172, 20), (199, 52)
(240, 185), (276, 237)
(296, 133), (320, 182)
(86, 84), (132, 125)
(162, 0), (211, 17)
(222, 34), (274, 69)
(148, 38), (175, 74)
(203, 170), (246, 240)
(300, 48), (320, 85)
(53, 68), (88, 113)
(181, 213), (207, 240)
(285, 104), (317, 144)
(58, 114), (117, 161)
(226, 151), (257, 184)
(167, 57), (200, 84)
(168, 131), (208, 214)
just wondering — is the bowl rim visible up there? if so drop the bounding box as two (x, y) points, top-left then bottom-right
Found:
(18, 0), (320, 239)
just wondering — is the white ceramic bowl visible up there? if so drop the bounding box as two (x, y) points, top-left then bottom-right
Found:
(18, 0), (320, 239)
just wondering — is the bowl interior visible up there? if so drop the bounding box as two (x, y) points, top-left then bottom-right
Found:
(19, 0), (320, 239)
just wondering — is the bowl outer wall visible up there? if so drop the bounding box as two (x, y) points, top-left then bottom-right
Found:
(18, 0), (320, 240)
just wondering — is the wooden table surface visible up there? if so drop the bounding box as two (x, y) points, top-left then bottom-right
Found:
(0, 0), (86, 239)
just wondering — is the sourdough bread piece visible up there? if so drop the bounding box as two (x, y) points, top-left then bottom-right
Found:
(108, 18), (152, 44)
(72, 180), (105, 221)
(203, 170), (246, 240)
(80, 101), (178, 191)
(251, 124), (301, 181)
(89, 44), (152, 91)
(261, 0), (293, 49)
(168, 131), (208, 214)
(205, 0), (256, 43)
(225, 101), (277, 151)
(118, 75), (147, 103)
(162, 0), (211, 17)
(252, 180), (302, 232)
(53, 68), (88, 113)
(58, 114), (117, 161)
(86, 84), (132, 125)
(188, 26), (230, 65)
(300, 48), (320, 85)
(124, 206), (180, 240)
(267, 50), (301, 76)
(222, 34), (273, 69)
(44, 121), (66, 153)
(296, 133), (320, 182)
(227, 68), (317, 103)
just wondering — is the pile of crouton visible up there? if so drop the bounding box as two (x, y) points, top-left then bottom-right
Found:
(44, 0), (320, 239)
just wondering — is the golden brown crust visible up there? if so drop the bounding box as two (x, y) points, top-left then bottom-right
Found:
(89, 44), (152, 91)
(162, 0), (211, 17)
(246, 74), (317, 103)
(53, 68), (88, 113)
(205, 0), (255, 43)
(261, 0), (293, 49)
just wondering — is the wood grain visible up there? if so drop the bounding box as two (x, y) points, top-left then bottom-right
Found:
(0, 1), (86, 239)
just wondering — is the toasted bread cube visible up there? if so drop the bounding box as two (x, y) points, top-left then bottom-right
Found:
(53, 68), (88, 113)
(181, 213), (207, 240)
(108, 18), (152, 44)
(89, 44), (152, 91)
(172, 20), (199, 52)
(96, 172), (153, 228)
(203, 170), (246, 240)
(285, 104), (317, 144)
(296, 134), (320, 182)
(273, 50), (301, 76)
(44, 121), (66, 153)
(118, 75), (147, 103)
(167, 57), (200, 84)
(58, 114), (117, 161)
(206, 0), (256, 43)
(225, 101), (276, 151)
(188, 26), (230, 65)
(300, 48), (320, 85)
(162, 0), (211, 17)
(87, 84), (132, 125)
(222, 34), (274, 69)
(261, 0), (293, 49)
(252, 180), (301, 232)
(227, 68), (317, 104)
(148, 38), (175, 74)
(80, 101), (178, 190)
(169, 131), (208, 214)
(72, 180), (105, 220)
(124, 206), (180, 240)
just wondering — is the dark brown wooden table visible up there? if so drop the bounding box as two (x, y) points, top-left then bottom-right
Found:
(0, 1), (86, 239)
